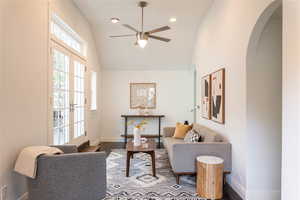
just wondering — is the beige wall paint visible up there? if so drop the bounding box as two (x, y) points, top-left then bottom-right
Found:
(0, 0), (6, 191)
(246, 12), (282, 199)
(100, 69), (194, 142)
(193, 0), (278, 198)
(0, 0), (101, 199)
(1, 1), (49, 199)
(282, 0), (300, 199)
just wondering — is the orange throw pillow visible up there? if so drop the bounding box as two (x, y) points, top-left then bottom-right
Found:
(173, 122), (193, 139)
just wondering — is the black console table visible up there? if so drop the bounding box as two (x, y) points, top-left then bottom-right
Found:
(121, 115), (165, 148)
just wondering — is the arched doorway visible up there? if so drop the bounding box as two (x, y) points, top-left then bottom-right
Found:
(246, 1), (282, 199)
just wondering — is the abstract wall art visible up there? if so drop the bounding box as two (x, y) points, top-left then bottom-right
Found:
(211, 68), (225, 124)
(201, 74), (211, 119)
(130, 83), (156, 109)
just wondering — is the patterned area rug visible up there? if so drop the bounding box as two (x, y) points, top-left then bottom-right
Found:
(104, 149), (205, 200)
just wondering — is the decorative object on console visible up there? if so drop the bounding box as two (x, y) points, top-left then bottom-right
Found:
(137, 105), (152, 115)
(121, 115), (165, 148)
(211, 68), (225, 124)
(128, 120), (148, 146)
(130, 83), (156, 109)
(201, 74), (211, 119)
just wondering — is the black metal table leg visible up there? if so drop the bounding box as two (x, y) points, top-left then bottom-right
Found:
(158, 117), (161, 148)
(124, 117), (128, 148)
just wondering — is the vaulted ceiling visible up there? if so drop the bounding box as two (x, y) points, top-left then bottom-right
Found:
(73, 0), (213, 70)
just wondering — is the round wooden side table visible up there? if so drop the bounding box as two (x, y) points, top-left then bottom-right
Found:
(196, 156), (224, 199)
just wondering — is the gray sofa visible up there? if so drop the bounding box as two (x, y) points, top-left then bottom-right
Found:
(27, 145), (107, 200)
(163, 123), (232, 184)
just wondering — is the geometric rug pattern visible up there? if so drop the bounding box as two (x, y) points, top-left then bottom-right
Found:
(104, 149), (206, 200)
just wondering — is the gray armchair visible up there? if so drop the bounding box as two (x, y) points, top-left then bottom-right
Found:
(27, 145), (107, 200)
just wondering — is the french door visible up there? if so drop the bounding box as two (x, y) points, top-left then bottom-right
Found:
(49, 42), (87, 145)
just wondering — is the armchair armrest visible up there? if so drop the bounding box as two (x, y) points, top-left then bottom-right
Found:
(163, 127), (176, 137)
(50, 145), (78, 154)
(28, 152), (106, 200)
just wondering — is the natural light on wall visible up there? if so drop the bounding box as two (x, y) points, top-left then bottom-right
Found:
(91, 71), (97, 111)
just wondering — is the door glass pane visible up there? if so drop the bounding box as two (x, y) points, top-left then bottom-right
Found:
(52, 49), (70, 145)
(74, 61), (85, 138)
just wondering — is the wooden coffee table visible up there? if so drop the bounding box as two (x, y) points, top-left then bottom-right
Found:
(126, 139), (156, 177)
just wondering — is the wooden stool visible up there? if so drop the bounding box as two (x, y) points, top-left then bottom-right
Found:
(196, 156), (224, 200)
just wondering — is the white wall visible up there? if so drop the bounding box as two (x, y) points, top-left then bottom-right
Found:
(246, 11), (282, 199)
(100, 70), (194, 142)
(192, 0), (278, 198)
(2, 1), (49, 199)
(282, 0), (300, 199)
(0, 0), (6, 193)
(0, 0), (101, 199)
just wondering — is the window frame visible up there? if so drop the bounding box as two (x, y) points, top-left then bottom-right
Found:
(50, 13), (87, 59)
(48, 11), (88, 146)
(90, 71), (98, 111)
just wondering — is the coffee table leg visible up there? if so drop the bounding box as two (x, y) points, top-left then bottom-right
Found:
(151, 151), (156, 177)
(126, 151), (131, 177)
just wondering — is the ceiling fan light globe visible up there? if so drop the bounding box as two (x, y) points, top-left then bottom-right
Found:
(138, 39), (148, 48)
(110, 18), (120, 24)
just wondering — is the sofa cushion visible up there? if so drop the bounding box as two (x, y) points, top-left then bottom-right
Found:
(192, 123), (223, 142)
(163, 137), (184, 161)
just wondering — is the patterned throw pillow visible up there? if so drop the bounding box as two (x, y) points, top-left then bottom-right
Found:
(191, 131), (201, 142)
(184, 130), (194, 142)
(184, 130), (202, 143)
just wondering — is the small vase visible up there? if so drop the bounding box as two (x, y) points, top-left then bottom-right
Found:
(133, 127), (141, 146)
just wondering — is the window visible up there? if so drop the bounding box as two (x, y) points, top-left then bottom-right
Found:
(91, 71), (97, 110)
(74, 61), (85, 138)
(52, 49), (70, 145)
(49, 13), (87, 145)
(51, 13), (86, 56)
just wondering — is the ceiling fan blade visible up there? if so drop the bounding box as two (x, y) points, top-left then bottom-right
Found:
(110, 34), (136, 38)
(123, 24), (139, 33)
(148, 35), (171, 42)
(147, 26), (170, 34)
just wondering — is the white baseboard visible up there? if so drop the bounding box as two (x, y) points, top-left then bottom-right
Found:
(229, 176), (246, 199)
(100, 137), (123, 142)
(17, 192), (28, 200)
(246, 189), (281, 200)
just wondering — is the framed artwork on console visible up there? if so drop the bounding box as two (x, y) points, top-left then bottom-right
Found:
(201, 74), (211, 119)
(211, 68), (225, 124)
(130, 83), (156, 109)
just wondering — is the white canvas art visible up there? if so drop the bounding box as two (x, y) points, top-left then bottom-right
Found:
(211, 69), (225, 124)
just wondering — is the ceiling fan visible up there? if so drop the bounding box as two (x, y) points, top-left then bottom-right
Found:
(110, 1), (171, 48)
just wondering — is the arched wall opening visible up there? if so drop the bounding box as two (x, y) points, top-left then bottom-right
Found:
(246, 0), (282, 199)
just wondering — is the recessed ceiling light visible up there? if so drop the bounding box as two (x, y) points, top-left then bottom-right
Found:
(169, 17), (177, 23)
(111, 18), (120, 24)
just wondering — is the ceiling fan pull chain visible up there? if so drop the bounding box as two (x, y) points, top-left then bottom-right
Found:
(142, 6), (144, 33)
